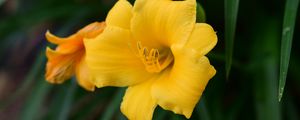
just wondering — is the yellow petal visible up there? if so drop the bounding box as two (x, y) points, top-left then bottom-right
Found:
(45, 22), (105, 90)
(45, 47), (78, 84)
(45, 47), (60, 60)
(185, 23), (217, 56)
(121, 80), (157, 120)
(84, 26), (153, 88)
(151, 45), (216, 118)
(77, 22), (106, 39)
(46, 31), (83, 54)
(131, 0), (196, 48)
(45, 30), (79, 45)
(106, 0), (132, 29)
(75, 57), (95, 91)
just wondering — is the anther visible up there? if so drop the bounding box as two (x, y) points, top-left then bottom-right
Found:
(136, 41), (163, 73)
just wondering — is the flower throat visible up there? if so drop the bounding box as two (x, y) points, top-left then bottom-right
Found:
(136, 41), (173, 73)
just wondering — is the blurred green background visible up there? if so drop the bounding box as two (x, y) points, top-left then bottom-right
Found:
(0, 0), (299, 120)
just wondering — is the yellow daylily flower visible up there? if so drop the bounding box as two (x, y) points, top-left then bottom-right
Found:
(85, 0), (217, 119)
(45, 22), (106, 91)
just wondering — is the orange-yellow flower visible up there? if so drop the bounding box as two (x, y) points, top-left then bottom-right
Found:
(84, 0), (217, 119)
(45, 22), (106, 91)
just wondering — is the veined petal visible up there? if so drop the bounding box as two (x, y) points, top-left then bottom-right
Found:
(151, 45), (216, 118)
(45, 22), (105, 91)
(46, 22), (106, 54)
(75, 56), (95, 91)
(84, 26), (153, 88)
(131, 0), (196, 48)
(46, 31), (83, 54)
(106, 0), (132, 29)
(77, 22), (106, 39)
(45, 31), (79, 45)
(121, 80), (157, 120)
(45, 47), (80, 84)
(185, 23), (217, 56)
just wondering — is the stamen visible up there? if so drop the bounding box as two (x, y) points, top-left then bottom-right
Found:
(136, 41), (172, 73)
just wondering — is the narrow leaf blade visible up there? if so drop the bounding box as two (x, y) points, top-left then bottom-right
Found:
(279, 0), (299, 101)
(196, 3), (206, 23)
(20, 76), (52, 120)
(57, 79), (78, 120)
(225, 0), (240, 78)
(99, 88), (125, 120)
(196, 97), (210, 120)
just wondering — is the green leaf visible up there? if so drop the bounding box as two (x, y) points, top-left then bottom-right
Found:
(20, 75), (52, 120)
(67, 88), (115, 120)
(57, 79), (78, 120)
(196, 97), (210, 120)
(99, 88), (126, 120)
(170, 114), (185, 120)
(196, 3), (206, 23)
(153, 107), (168, 120)
(278, 0), (299, 102)
(225, 0), (239, 78)
(251, 18), (281, 120)
(0, 50), (46, 110)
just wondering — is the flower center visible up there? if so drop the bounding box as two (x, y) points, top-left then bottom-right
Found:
(136, 41), (173, 73)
